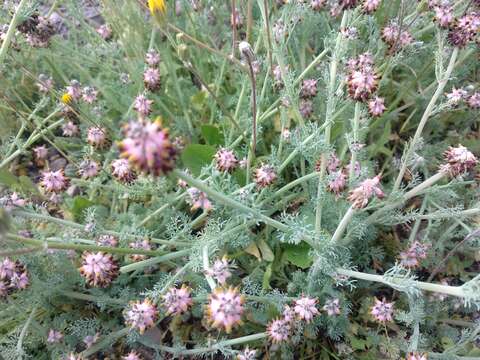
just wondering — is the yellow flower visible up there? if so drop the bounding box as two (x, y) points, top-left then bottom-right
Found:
(61, 93), (73, 104)
(148, 0), (166, 15)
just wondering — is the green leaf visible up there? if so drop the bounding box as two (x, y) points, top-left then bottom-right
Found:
(283, 242), (313, 269)
(0, 168), (18, 187)
(181, 144), (216, 176)
(201, 125), (223, 146)
(70, 196), (94, 222)
(18, 176), (40, 195)
(258, 239), (275, 262)
(350, 337), (367, 351)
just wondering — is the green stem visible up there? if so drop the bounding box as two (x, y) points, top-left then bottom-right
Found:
(119, 249), (190, 273)
(393, 47), (459, 192)
(349, 102), (362, 181)
(330, 206), (356, 243)
(0, 0), (29, 66)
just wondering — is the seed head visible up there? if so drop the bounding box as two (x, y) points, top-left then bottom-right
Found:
(78, 159), (100, 179)
(96, 235), (119, 248)
(300, 79), (318, 98)
(368, 96), (386, 117)
(144, 68), (161, 91)
(62, 121), (79, 137)
(82, 86), (98, 104)
(467, 92), (480, 109)
(207, 256), (233, 285)
(145, 49), (161, 67)
(363, 0), (381, 13)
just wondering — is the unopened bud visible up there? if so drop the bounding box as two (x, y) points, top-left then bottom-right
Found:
(239, 41), (254, 62)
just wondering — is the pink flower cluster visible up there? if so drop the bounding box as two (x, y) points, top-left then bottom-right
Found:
(78, 252), (119, 288)
(206, 287), (245, 333)
(399, 241), (430, 268)
(207, 257), (233, 285)
(440, 145), (478, 177)
(0, 258), (29, 297)
(214, 148), (238, 173)
(187, 187), (212, 211)
(162, 285), (193, 315)
(40, 170), (69, 193)
(347, 175), (384, 209)
(446, 87), (480, 109)
(254, 163), (277, 188)
(111, 158), (137, 183)
(124, 298), (159, 333)
(381, 22), (413, 50)
(370, 297), (394, 322)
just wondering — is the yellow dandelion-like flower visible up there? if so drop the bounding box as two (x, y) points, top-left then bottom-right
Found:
(148, 0), (166, 15)
(61, 93), (73, 104)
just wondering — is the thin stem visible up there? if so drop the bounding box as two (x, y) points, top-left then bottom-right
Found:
(119, 249), (190, 273)
(203, 245), (217, 290)
(315, 11), (349, 233)
(402, 172), (446, 201)
(0, 0), (29, 66)
(349, 102), (362, 181)
(393, 47), (459, 192)
(16, 305), (37, 354)
(336, 268), (466, 297)
(330, 206), (356, 243)
(262, 0), (274, 79)
(139, 193), (186, 227)
(0, 246), (44, 257)
(231, 0), (237, 58)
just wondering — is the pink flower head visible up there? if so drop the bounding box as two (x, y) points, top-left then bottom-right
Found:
(133, 94), (153, 117)
(10, 271), (29, 289)
(145, 49), (161, 67)
(123, 351), (143, 360)
(282, 304), (296, 323)
(230, 7), (243, 28)
(79, 252), (119, 288)
(368, 96), (386, 117)
(371, 297), (394, 322)
(267, 318), (291, 343)
(87, 127), (108, 148)
(40, 169), (69, 193)
(187, 187), (213, 211)
(341, 26), (359, 39)
(96, 234), (119, 247)
(446, 87), (467, 105)
(0, 192), (27, 211)
(37, 74), (54, 93)
(206, 287), (244, 333)
(129, 239), (152, 262)
(111, 158), (137, 183)
(82, 86), (98, 104)
(447, 13), (480, 47)
(66, 80), (82, 101)
(97, 24), (112, 40)
(340, 0), (359, 10)
(434, 5), (454, 28)
(328, 170), (347, 196)
(83, 333), (99, 348)
(0, 258), (29, 294)
(299, 99), (314, 118)
(406, 352), (428, 360)
(161, 284), (193, 315)
(323, 298), (341, 316)
(214, 148), (238, 172)
(382, 23), (413, 49)
(119, 119), (177, 176)
(47, 329), (64, 344)
(144, 68), (161, 91)
(399, 241), (430, 268)
(254, 164), (277, 188)
(237, 347), (257, 360)
(294, 295), (319, 323)
(363, 0), (381, 13)
(347, 175), (384, 209)
(346, 54), (378, 102)
(78, 159), (100, 179)
(441, 145), (478, 177)
(300, 79), (318, 98)
(310, 0), (326, 11)
(62, 121), (79, 137)
(0, 258), (17, 280)
(124, 298), (159, 334)
(207, 256), (233, 285)
(467, 92), (480, 109)
(33, 145), (48, 160)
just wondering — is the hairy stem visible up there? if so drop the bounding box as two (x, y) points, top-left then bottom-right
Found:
(0, 0), (29, 66)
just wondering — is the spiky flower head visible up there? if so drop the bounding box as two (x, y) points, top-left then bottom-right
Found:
(133, 94), (153, 117)
(294, 295), (319, 323)
(346, 53), (378, 102)
(186, 187), (213, 211)
(119, 119), (176, 176)
(82, 86), (98, 104)
(62, 121), (79, 137)
(145, 49), (161, 67)
(267, 318), (291, 343)
(33, 145), (48, 161)
(161, 285), (193, 315)
(111, 158), (137, 183)
(399, 241), (430, 268)
(323, 298), (341, 316)
(368, 96), (386, 117)
(96, 24), (112, 40)
(148, 0), (167, 15)
(79, 252), (119, 288)
(96, 234), (119, 248)
(66, 80), (82, 101)
(237, 347), (257, 360)
(124, 298), (159, 333)
(214, 148), (238, 172)
(254, 164), (277, 188)
(47, 329), (63, 344)
(206, 287), (244, 333)
(78, 159), (100, 179)
(87, 127), (108, 148)
(207, 256), (233, 285)
(446, 87), (467, 105)
(299, 99), (314, 118)
(467, 92), (480, 109)
(0, 258), (29, 295)
(441, 145), (478, 177)
(347, 175), (384, 209)
(382, 23), (413, 49)
(144, 68), (161, 91)
(328, 171), (347, 196)
(371, 297), (394, 322)
(123, 351), (143, 360)
(300, 79), (318, 98)
(40, 170), (69, 193)
(434, 5), (454, 28)
(363, 0), (381, 13)
(406, 352), (428, 360)
(129, 239), (152, 262)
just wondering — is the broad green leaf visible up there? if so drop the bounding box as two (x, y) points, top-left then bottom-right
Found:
(181, 144), (216, 176)
(283, 242), (313, 269)
(201, 125), (223, 145)
(258, 239), (275, 262)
